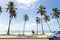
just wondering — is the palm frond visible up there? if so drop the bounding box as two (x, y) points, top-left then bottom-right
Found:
(0, 6), (2, 12)
(44, 14), (50, 22)
(37, 5), (46, 16)
(52, 8), (60, 19)
(36, 17), (40, 24)
(7, 1), (16, 18)
(24, 14), (29, 21)
(39, 5), (46, 10)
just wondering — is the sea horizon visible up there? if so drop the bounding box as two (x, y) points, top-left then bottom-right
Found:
(0, 30), (56, 34)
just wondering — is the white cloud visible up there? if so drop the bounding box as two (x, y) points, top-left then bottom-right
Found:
(16, 0), (39, 9)
(47, 19), (56, 24)
(39, 15), (45, 19)
(25, 23), (36, 30)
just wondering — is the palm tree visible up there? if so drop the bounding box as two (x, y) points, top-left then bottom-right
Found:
(44, 14), (51, 32)
(23, 14), (29, 35)
(51, 8), (60, 30)
(6, 1), (16, 35)
(36, 17), (40, 34)
(0, 6), (2, 13)
(37, 5), (46, 34)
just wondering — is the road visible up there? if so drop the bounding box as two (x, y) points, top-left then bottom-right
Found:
(0, 36), (49, 40)
(0, 39), (49, 40)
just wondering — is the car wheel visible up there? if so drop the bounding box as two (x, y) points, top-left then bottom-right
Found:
(53, 36), (57, 40)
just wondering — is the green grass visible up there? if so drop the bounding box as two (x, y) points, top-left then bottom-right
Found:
(0, 34), (47, 37)
(35, 34), (47, 37)
(0, 34), (23, 36)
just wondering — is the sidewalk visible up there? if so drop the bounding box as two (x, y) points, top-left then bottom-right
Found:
(0, 35), (48, 39)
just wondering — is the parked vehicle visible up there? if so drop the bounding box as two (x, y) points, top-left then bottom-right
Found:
(47, 31), (60, 40)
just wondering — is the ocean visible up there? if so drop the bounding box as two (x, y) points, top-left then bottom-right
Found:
(0, 30), (54, 34)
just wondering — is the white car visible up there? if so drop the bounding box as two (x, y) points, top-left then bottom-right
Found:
(47, 31), (60, 40)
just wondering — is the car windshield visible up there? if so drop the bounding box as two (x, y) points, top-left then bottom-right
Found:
(58, 31), (60, 33)
(55, 31), (60, 34)
(52, 31), (60, 34)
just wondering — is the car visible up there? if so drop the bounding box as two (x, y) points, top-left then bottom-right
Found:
(47, 31), (60, 40)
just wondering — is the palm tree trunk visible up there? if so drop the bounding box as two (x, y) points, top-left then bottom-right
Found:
(56, 19), (60, 30)
(46, 22), (51, 32)
(37, 23), (38, 35)
(41, 20), (44, 34)
(23, 21), (26, 35)
(7, 17), (12, 35)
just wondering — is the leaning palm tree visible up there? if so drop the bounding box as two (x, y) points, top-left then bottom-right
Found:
(0, 6), (2, 13)
(6, 1), (16, 35)
(23, 14), (29, 35)
(51, 8), (60, 30)
(37, 5), (46, 34)
(36, 17), (40, 35)
(44, 14), (51, 32)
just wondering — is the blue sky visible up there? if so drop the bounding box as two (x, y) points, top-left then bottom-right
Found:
(0, 0), (60, 34)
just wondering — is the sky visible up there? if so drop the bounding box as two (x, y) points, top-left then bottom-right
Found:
(0, 0), (60, 34)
